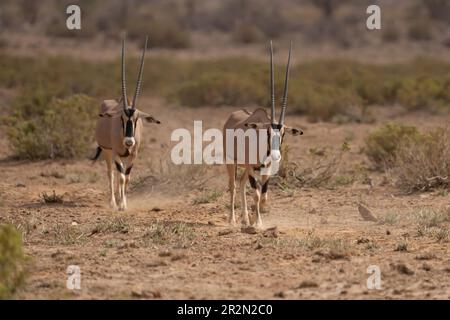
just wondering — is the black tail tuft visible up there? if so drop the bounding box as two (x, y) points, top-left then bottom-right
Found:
(91, 146), (102, 161)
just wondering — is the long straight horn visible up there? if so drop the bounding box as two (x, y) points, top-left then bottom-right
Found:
(121, 36), (128, 109)
(270, 40), (275, 124)
(279, 41), (292, 125)
(132, 36), (148, 109)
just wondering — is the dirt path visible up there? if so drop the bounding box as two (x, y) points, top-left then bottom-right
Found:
(0, 101), (449, 299)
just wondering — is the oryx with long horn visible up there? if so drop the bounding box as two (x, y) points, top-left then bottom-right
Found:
(93, 35), (161, 211)
(223, 41), (303, 228)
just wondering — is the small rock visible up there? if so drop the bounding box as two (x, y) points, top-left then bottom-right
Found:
(208, 221), (216, 226)
(151, 207), (162, 212)
(131, 288), (161, 299)
(255, 243), (263, 250)
(146, 260), (168, 268)
(71, 221), (78, 226)
(262, 226), (278, 238)
(297, 280), (318, 289)
(356, 237), (370, 244)
(386, 230), (391, 235)
(218, 229), (233, 236)
(158, 250), (172, 257)
(421, 263), (431, 271)
(171, 253), (186, 261)
(274, 291), (285, 298)
(392, 263), (414, 275)
(16, 183), (26, 188)
(241, 226), (258, 235)
(415, 253), (436, 260)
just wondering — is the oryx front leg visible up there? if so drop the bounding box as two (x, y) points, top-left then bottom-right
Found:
(239, 169), (250, 226)
(114, 157), (127, 211)
(260, 176), (270, 213)
(104, 149), (117, 210)
(226, 164), (237, 225)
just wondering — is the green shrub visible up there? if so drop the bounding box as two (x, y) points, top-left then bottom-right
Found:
(0, 224), (27, 299)
(5, 94), (98, 160)
(172, 73), (266, 107)
(1, 54), (450, 126)
(364, 123), (422, 169)
(397, 77), (447, 111)
(395, 126), (450, 192)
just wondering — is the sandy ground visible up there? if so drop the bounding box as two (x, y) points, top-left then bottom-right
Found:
(0, 99), (449, 300)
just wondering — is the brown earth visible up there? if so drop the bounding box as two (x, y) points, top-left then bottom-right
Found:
(1, 99), (449, 299)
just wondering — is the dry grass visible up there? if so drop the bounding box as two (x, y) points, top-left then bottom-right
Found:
(142, 221), (197, 248)
(395, 126), (450, 192)
(40, 191), (64, 204)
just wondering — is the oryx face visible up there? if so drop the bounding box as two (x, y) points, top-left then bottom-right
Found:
(121, 107), (138, 148)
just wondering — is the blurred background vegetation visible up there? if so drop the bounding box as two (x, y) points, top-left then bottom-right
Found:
(0, 0), (449, 159)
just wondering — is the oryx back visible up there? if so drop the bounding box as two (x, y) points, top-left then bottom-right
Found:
(223, 108), (270, 166)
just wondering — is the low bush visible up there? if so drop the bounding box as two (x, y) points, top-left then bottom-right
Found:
(364, 123), (422, 169)
(395, 126), (450, 192)
(0, 224), (27, 299)
(5, 94), (98, 160)
(172, 73), (266, 107)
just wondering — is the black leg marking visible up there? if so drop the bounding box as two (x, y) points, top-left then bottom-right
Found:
(125, 165), (133, 176)
(249, 175), (258, 189)
(262, 180), (269, 194)
(115, 161), (124, 174)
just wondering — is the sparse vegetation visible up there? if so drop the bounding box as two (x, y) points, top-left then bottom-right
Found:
(142, 221), (196, 248)
(414, 209), (450, 228)
(394, 126), (450, 192)
(1, 55), (449, 139)
(0, 224), (27, 299)
(5, 94), (98, 160)
(193, 190), (222, 205)
(394, 242), (408, 252)
(364, 123), (422, 169)
(40, 191), (64, 204)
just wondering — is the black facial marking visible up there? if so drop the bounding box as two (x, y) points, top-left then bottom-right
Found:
(271, 123), (283, 130)
(262, 180), (269, 194)
(115, 161), (124, 174)
(124, 108), (136, 117)
(125, 119), (134, 137)
(125, 165), (133, 176)
(249, 175), (258, 189)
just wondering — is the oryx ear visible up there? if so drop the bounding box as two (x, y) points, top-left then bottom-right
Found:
(244, 122), (269, 129)
(285, 126), (303, 136)
(138, 111), (161, 124)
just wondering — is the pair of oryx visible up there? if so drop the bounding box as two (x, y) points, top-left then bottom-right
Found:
(94, 36), (303, 227)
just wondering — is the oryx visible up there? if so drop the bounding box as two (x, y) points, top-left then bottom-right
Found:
(223, 41), (303, 228)
(93, 36), (161, 211)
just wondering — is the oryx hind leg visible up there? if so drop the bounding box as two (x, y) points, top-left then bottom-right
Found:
(103, 149), (117, 210)
(249, 173), (263, 229)
(239, 168), (250, 226)
(226, 164), (237, 225)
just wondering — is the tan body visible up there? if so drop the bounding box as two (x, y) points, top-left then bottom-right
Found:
(93, 36), (160, 211)
(222, 41), (303, 228)
(95, 100), (142, 210)
(223, 108), (272, 228)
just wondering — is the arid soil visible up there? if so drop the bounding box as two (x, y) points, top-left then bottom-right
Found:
(0, 99), (449, 299)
